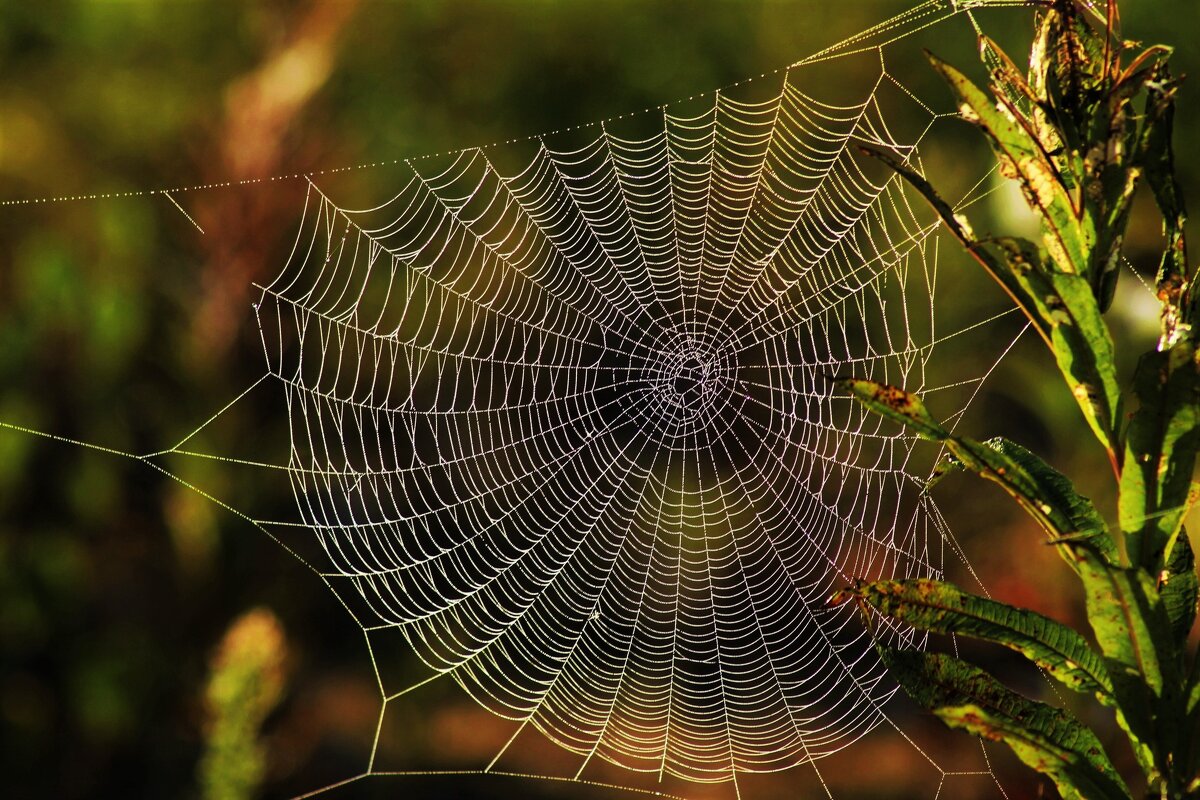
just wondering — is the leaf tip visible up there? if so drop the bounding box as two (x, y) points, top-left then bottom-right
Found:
(830, 580), (866, 607)
(923, 48), (952, 75)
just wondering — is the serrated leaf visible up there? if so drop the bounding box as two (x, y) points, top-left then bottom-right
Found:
(881, 648), (1130, 800)
(835, 578), (1111, 700)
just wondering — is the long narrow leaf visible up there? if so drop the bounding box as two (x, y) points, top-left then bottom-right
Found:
(861, 144), (1122, 461)
(1138, 61), (1193, 341)
(1043, 271), (1123, 464)
(855, 144), (1052, 348)
(832, 377), (949, 440)
(835, 379), (1118, 565)
(927, 51), (1089, 276)
(979, 437), (1117, 563)
(1160, 532), (1199, 650)
(881, 648), (1130, 800)
(1067, 543), (1178, 775)
(835, 578), (1111, 700)
(1120, 346), (1200, 575)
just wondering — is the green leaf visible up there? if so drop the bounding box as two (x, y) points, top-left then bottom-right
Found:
(927, 51), (1090, 278)
(1029, 7), (1082, 156)
(1186, 662), (1200, 775)
(1042, 272), (1123, 462)
(831, 377), (948, 440)
(1120, 346), (1200, 573)
(836, 380), (1119, 566)
(978, 437), (1118, 564)
(880, 648), (1130, 800)
(1139, 60), (1185, 243)
(1160, 531), (1198, 650)
(860, 144), (1122, 460)
(915, 48), (1128, 456)
(979, 34), (1045, 123)
(1137, 60), (1194, 339)
(1187, 657), (1200, 721)
(1065, 542), (1178, 775)
(1039, 5), (1109, 155)
(835, 578), (1111, 700)
(855, 144), (1053, 348)
(987, 243), (1122, 462)
(1070, 545), (1172, 694)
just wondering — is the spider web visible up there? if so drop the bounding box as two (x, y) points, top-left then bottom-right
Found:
(244, 2), (1035, 796)
(0, 1), (1062, 798)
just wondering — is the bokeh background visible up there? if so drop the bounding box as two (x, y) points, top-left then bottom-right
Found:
(1, 1), (1198, 798)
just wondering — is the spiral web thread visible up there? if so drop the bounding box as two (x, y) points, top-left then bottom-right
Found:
(239, 3), (1041, 798)
(0, 1), (1064, 798)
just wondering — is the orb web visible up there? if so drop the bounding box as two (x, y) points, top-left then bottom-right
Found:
(253, 29), (1010, 786)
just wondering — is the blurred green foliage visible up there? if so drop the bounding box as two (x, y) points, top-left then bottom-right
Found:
(200, 609), (289, 800)
(1, 2), (1198, 798)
